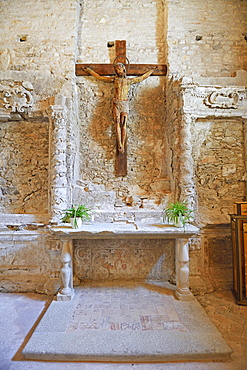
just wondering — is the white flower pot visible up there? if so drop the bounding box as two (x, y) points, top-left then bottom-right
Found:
(173, 217), (183, 228)
(70, 217), (82, 229)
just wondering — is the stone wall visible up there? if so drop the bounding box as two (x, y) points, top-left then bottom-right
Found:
(166, 75), (247, 294)
(0, 229), (61, 295)
(192, 118), (246, 225)
(0, 0), (79, 293)
(0, 0), (78, 95)
(167, 0), (247, 78)
(0, 119), (49, 214)
(0, 0), (247, 295)
(0, 0), (80, 214)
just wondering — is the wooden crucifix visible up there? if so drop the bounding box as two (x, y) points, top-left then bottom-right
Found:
(76, 40), (167, 176)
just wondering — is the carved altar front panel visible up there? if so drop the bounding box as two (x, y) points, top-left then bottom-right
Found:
(74, 239), (175, 282)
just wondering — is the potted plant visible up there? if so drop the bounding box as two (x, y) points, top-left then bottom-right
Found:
(164, 201), (193, 229)
(61, 204), (92, 229)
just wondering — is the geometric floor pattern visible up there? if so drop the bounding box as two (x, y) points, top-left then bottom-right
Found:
(67, 283), (187, 332)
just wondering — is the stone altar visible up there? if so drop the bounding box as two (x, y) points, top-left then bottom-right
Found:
(51, 222), (199, 301)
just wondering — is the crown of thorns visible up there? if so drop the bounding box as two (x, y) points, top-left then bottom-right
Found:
(113, 56), (130, 71)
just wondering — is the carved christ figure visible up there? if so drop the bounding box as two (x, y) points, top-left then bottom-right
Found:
(84, 63), (156, 153)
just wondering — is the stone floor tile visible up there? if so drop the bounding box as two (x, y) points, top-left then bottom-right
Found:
(140, 315), (153, 330)
(166, 306), (180, 321)
(120, 303), (129, 315)
(242, 322), (247, 336)
(210, 318), (221, 328)
(241, 338), (247, 349)
(90, 310), (102, 321)
(151, 315), (168, 330)
(156, 304), (168, 315)
(121, 322), (142, 330)
(214, 305), (229, 315)
(163, 321), (187, 331)
(110, 322), (121, 330)
(141, 306), (157, 315)
(128, 312), (140, 322)
(225, 311), (246, 324)
(66, 322), (79, 332)
(79, 322), (98, 330)
(99, 315), (110, 330)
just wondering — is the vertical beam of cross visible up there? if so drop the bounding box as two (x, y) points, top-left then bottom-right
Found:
(115, 40), (127, 176)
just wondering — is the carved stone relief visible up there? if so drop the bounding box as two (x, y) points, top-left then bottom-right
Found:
(181, 83), (247, 117)
(188, 237), (202, 251)
(204, 89), (239, 109)
(0, 81), (34, 114)
(73, 239), (175, 282)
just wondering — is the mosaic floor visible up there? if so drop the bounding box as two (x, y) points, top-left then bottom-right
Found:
(66, 283), (187, 332)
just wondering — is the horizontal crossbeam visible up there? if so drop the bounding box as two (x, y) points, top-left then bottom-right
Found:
(76, 64), (167, 76)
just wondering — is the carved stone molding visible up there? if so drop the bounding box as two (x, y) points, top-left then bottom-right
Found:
(46, 97), (68, 221)
(204, 89), (239, 109)
(179, 114), (197, 208)
(46, 238), (61, 252)
(0, 81), (34, 116)
(188, 237), (202, 251)
(181, 83), (247, 118)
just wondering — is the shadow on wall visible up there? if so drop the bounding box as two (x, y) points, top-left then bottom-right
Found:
(77, 78), (170, 205)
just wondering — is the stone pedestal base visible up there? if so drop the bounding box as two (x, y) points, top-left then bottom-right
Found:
(175, 289), (195, 301)
(57, 289), (74, 301)
(175, 238), (195, 301)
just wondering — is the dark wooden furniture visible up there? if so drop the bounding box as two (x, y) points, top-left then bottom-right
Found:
(231, 214), (247, 305)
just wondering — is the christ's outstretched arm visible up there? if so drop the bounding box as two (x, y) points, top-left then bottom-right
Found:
(129, 67), (157, 84)
(84, 67), (114, 82)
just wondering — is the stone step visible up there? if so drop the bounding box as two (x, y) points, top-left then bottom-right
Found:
(22, 285), (232, 363)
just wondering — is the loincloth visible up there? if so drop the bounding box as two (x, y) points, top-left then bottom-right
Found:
(113, 98), (129, 114)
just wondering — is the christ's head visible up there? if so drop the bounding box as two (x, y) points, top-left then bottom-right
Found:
(114, 63), (126, 77)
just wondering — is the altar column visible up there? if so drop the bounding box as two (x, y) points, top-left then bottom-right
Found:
(57, 239), (74, 301)
(175, 238), (194, 300)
